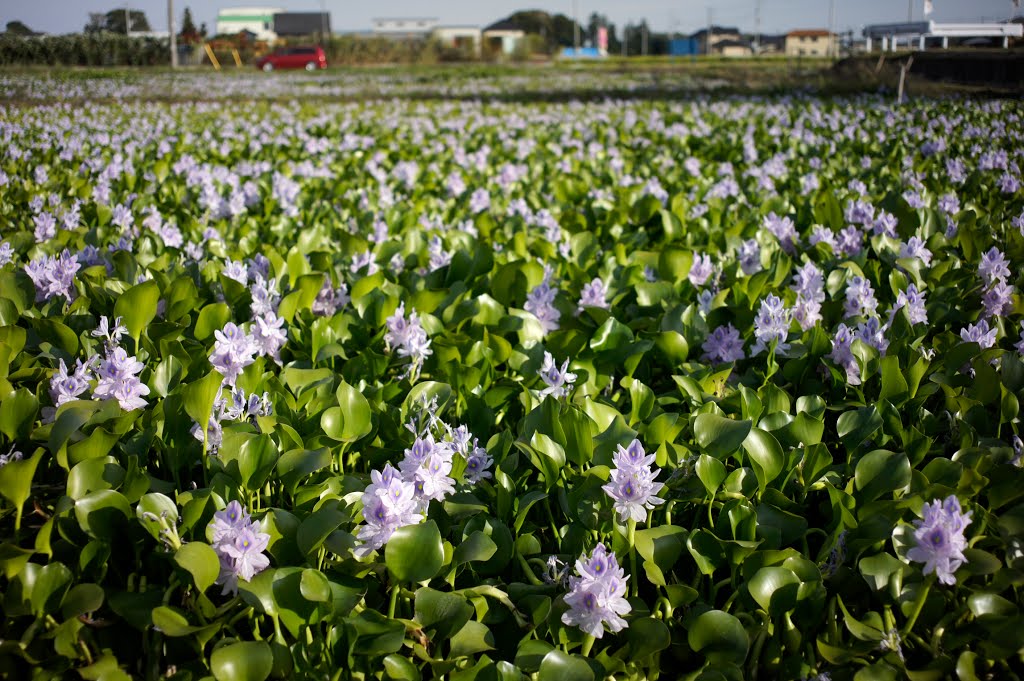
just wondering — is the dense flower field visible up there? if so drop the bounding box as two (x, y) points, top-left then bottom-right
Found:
(1, 87), (1023, 681)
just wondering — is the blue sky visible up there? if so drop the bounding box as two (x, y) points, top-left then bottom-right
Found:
(3, 0), (1018, 36)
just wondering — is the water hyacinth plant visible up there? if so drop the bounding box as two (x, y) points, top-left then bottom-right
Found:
(0, 70), (1022, 681)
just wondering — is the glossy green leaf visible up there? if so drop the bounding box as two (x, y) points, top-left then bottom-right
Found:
(688, 610), (749, 665)
(695, 414), (752, 458)
(386, 520), (444, 583)
(210, 641), (273, 681)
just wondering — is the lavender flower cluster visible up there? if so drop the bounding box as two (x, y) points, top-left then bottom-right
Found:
(208, 501), (271, 595)
(353, 404), (493, 558)
(560, 543), (632, 639)
(384, 302), (432, 381)
(602, 439), (665, 524)
(906, 496), (972, 586)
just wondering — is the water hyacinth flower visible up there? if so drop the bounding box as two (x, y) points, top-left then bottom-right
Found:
(603, 439), (664, 524)
(981, 281), (1015, 319)
(538, 351), (576, 400)
(209, 501), (271, 595)
(891, 285), (928, 325)
(222, 259), (249, 285)
(978, 247), (1010, 287)
(312, 278), (350, 317)
(751, 294), (791, 356)
(384, 302), (432, 381)
(251, 313), (287, 363)
(960, 319), (997, 349)
(91, 315), (128, 351)
(898, 237), (932, 267)
(577, 277), (610, 312)
(24, 250), (80, 302)
(688, 253), (713, 287)
(353, 464), (424, 559)
(209, 322), (258, 386)
(829, 323), (861, 385)
(561, 543), (631, 639)
(738, 239), (761, 275)
(906, 496), (972, 586)
(763, 212), (798, 254)
(45, 358), (95, 421)
(843, 276), (879, 319)
(702, 324), (745, 364)
(524, 274), (561, 335)
(0, 241), (14, 267)
(93, 347), (150, 411)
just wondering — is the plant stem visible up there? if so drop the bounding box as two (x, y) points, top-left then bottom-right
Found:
(388, 581), (401, 619)
(901, 577), (933, 637)
(627, 518), (638, 598)
(581, 633), (596, 657)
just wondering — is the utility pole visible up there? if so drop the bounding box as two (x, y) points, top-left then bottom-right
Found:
(124, 7), (131, 36)
(706, 6), (713, 56)
(573, 0), (580, 53)
(167, 0), (178, 67)
(754, 0), (761, 54)
(907, 0), (913, 22)
(828, 0), (836, 57)
(319, 0), (328, 44)
(622, 21), (627, 56)
(642, 22), (648, 55)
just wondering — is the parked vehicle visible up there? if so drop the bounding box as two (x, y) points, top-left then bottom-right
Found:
(255, 46), (327, 72)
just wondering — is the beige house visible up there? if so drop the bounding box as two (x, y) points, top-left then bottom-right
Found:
(716, 39), (753, 57)
(785, 29), (836, 56)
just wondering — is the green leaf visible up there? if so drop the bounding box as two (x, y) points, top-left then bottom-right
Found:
(837, 406), (882, 451)
(854, 450), (911, 502)
(696, 454), (727, 496)
(136, 492), (178, 542)
(590, 317), (633, 353)
(113, 280), (159, 345)
(174, 542), (220, 593)
(194, 302), (231, 340)
(538, 650), (594, 681)
(453, 531), (498, 565)
(414, 587), (474, 641)
(0, 387), (38, 440)
(687, 610), (749, 665)
(296, 505), (346, 557)
(183, 370), (225, 448)
(210, 641), (273, 681)
(386, 520), (444, 583)
(299, 568), (331, 603)
(0, 448), (43, 531)
(74, 490), (131, 541)
(350, 609), (405, 655)
(322, 382), (373, 443)
(746, 566), (800, 616)
(31, 561), (72, 615)
(742, 428), (784, 494)
(879, 356), (910, 405)
(449, 620), (496, 658)
(383, 654), (422, 681)
(624, 617), (671, 660)
(61, 583), (105, 619)
(695, 414), (752, 458)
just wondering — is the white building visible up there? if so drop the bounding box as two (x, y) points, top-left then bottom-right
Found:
(216, 7), (283, 41)
(863, 21), (1022, 51)
(372, 18), (439, 38)
(432, 26), (482, 56)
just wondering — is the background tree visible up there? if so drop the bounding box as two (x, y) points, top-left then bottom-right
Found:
(5, 21), (39, 36)
(91, 9), (152, 35)
(180, 7), (200, 44)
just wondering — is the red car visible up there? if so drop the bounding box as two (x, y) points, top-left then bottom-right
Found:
(256, 46), (327, 72)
